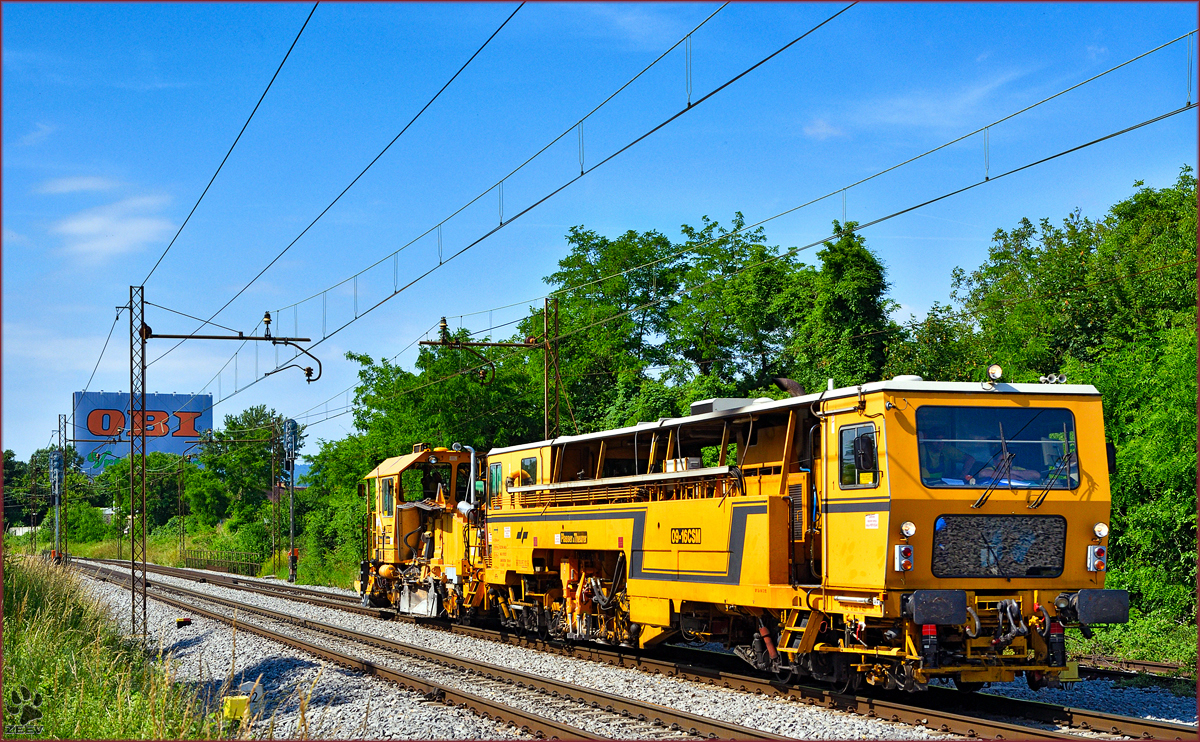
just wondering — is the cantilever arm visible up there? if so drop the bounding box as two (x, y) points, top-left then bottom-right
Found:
(264, 339), (323, 383)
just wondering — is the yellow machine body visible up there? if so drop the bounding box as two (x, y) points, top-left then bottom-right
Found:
(359, 378), (1122, 690)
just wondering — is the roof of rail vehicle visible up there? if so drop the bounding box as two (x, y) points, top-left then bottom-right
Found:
(364, 448), (428, 479)
(485, 379), (1101, 457)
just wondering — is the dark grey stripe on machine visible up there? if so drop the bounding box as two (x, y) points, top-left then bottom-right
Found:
(825, 500), (891, 513)
(485, 503), (768, 585)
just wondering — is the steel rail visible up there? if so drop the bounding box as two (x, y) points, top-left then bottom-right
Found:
(76, 559), (1194, 740)
(80, 564), (595, 740)
(1074, 656), (1190, 679)
(80, 563), (774, 740)
(77, 557), (384, 615)
(395, 616), (1196, 741)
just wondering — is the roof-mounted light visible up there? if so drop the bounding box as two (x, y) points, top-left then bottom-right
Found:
(987, 364), (1003, 381)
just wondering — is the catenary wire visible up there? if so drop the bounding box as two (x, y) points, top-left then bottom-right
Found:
(288, 103), (1196, 432)
(142, 2), (320, 285)
(276, 23), (1194, 349)
(148, 2), (525, 369)
(181, 28), (1189, 436)
(187, 4), (854, 420)
(274, 2), (732, 313)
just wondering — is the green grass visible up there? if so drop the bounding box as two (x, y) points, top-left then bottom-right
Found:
(0, 554), (247, 738)
(260, 550), (360, 589)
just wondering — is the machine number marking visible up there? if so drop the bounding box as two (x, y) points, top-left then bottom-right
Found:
(670, 527), (702, 545)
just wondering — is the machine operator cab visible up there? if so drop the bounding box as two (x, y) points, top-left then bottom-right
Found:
(357, 442), (487, 616)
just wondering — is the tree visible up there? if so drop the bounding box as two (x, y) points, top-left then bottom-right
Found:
(786, 220), (895, 392)
(951, 167), (1197, 623)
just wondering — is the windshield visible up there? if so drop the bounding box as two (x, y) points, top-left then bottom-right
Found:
(916, 406), (1078, 489)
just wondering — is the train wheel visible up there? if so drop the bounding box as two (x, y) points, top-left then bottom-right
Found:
(836, 668), (862, 695)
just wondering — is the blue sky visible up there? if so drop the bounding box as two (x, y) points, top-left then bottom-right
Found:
(3, 2), (1196, 461)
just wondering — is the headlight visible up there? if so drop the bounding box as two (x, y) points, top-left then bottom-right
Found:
(987, 364), (1003, 381)
(900, 521), (917, 538)
(1094, 522), (1109, 538)
(428, 455), (438, 464)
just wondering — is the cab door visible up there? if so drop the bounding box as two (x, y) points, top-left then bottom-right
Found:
(823, 411), (891, 589)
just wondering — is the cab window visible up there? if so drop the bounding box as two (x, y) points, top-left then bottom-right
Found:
(839, 424), (879, 488)
(382, 477), (394, 516)
(916, 406), (1078, 489)
(489, 463), (503, 507)
(455, 463), (471, 501)
(521, 456), (538, 483)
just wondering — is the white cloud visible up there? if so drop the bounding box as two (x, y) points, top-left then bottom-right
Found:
(1086, 45), (1108, 61)
(802, 118), (845, 141)
(578, 5), (682, 48)
(19, 122), (54, 146)
(854, 69), (1029, 130)
(36, 176), (121, 194)
(50, 194), (174, 261)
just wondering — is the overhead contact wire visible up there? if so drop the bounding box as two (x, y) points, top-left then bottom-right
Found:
(289, 103), (1195, 431)
(274, 2), (730, 313)
(149, 2), (525, 369)
(142, 2), (320, 285)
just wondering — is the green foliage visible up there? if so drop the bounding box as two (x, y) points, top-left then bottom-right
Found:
(786, 220), (895, 392)
(2, 555), (218, 738)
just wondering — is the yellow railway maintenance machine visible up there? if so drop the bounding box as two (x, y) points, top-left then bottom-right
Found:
(360, 373), (1127, 693)
(358, 442), (488, 621)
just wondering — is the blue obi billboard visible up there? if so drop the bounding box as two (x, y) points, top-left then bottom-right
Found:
(72, 391), (214, 477)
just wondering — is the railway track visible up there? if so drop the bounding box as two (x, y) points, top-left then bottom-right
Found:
(76, 558), (1194, 740)
(1072, 656), (1192, 681)
(428, 621), (1194, 741)
(75, 557), (391, 617)
(78, 562), (778, 741)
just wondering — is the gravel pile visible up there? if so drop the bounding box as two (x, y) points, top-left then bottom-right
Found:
(103, 568), (953, 740)
(82, 579), (527, 740)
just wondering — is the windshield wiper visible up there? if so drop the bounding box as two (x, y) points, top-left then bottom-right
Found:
(1030, 426), (1075, 509)
(973, 422), (1014, 509)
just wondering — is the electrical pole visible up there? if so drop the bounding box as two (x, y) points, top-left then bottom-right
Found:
(271, 425), (277, 576)
(126, 298), (320, 632)
(284, 418), (297, 582)
(130, 286), (149, 639)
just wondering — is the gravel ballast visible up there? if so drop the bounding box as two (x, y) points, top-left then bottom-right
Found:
(86, 568), (956, 740)
(83, 579), (528, 740)
(86, 563), (1197, 738)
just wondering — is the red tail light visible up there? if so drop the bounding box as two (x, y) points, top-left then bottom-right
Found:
(1049, 621), (1064, 635)
(922, 624), (937, 636)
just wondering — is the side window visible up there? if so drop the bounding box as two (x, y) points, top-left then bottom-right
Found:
(489, 463), (503, 508)
(521, 456), (538, 484)
(455, 463), (470, 501)
(839, 424), (879, 489)
(382, 477), (395, 515)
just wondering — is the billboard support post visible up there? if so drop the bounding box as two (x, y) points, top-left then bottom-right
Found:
(55, 414), (67, 561)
